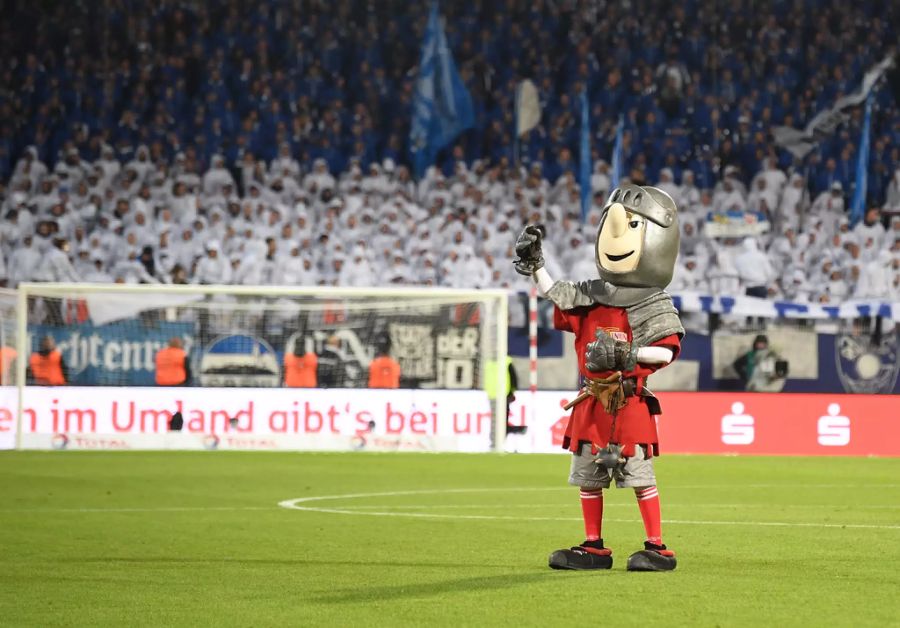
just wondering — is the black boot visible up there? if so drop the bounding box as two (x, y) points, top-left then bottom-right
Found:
(548, 539), (613, 570)
(626, 541), (677, 571)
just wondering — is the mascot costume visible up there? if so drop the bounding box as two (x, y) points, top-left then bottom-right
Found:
(514, 184), (684, 572)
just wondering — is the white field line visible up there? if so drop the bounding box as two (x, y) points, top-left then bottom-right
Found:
(2, 482), (898, 533)
(2, 484), (896, 515)
(335, 503), (900, 511)
(277, 489), (900, 531)
(278, 505), (900, 531)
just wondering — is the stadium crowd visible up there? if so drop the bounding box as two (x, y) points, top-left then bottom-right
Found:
(1, 0), (899, 302)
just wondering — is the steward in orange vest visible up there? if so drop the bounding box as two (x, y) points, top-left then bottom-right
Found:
(155, 337), (189, 386)
(28, 336), (67, 386)
(368, 351), (401, 389)
(284, 348), (318, 387)
(0, 346), (17, 385)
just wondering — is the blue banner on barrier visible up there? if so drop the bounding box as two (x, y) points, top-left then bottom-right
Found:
(30, 322), (194, 386)
(671, 293), (899, 322)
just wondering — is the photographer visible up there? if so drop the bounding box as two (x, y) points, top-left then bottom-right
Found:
(732, 334), (789, 392)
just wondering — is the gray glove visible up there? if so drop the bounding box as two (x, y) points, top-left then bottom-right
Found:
(513, 225), (545, 276)
(585, 329), (638, 372)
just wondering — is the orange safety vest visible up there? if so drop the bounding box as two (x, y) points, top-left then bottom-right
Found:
(155, 347), (187, 386)
(0, 346), (16, 385)
(30, 350), (66, 386)
(284, 352), (318, 387)
(368, 356), (401, 389)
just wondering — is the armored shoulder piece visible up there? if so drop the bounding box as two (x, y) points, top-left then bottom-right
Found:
(626, 291), (684, 347)
(545, 280), (601, 310)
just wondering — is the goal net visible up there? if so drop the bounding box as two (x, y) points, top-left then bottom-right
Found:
(14, 283), (508, 451)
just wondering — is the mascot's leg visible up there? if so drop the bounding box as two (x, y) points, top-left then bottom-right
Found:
(548, 445), (613, 570)
(626, 485), (677, 572)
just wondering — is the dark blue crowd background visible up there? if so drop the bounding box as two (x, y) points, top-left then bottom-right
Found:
(1, 0), (897, 202)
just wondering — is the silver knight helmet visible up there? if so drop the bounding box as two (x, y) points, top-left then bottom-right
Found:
(594, 183), (680, 288)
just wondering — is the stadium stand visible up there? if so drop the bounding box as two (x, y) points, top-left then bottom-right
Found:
(1, 1), (898, 300)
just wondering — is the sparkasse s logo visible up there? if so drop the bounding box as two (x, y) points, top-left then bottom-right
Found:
(721, 402), (755, 445)
(817, 403), (851, 446)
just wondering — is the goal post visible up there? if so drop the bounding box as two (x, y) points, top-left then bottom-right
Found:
(12, 283), (509, 452)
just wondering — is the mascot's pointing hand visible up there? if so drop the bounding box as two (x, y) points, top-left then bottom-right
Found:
(585, 329), (638, 372)
(513, 224), (546, 276)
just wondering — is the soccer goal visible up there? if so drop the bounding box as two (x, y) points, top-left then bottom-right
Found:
(10, 283), (509, 452)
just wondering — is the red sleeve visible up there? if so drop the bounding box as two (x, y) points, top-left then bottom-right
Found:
(552, 305), (577, 333)
(651, 333), (682, 361)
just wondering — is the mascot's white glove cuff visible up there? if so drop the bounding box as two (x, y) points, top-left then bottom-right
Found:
(534, 267), (554, 294)
(636, 346), (673, 364)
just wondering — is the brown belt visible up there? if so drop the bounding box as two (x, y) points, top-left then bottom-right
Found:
(563, 372), (639, 414)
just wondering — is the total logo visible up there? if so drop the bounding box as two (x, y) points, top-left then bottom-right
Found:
(51, 433), (70, 450)
(720, 402), (851, 447)
(202, 434), (220, 451)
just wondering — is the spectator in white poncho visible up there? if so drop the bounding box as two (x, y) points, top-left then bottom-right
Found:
(39, 238), (81, 282)
(591, 161), (611, 200)
(707, 243), (742, 296)
(824, 268), (849, 302)
(193, 241), (232, 284)
(747, 176), (778, 217)
(202, 155), (236, 197)
(656, 168), (681, 205)
(338, 246), (376, 287)
(712, 176), (746, 213)
(884, 168), (900, 212)
(82, 254), (113, 283)
(852, 207), (886, 251)
(679, 170), (701, 210)
(809, 181), (845, 225)
(855, 250), (894, 299)
(782, 268), (813, 303)
(669, 255), (708, 292)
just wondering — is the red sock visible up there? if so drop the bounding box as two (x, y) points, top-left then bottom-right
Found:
(634, 486), (662, 545)
(579, 488), (603, 541)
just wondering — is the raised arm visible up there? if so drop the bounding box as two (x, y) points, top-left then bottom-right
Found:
(513, 225), (596, 309)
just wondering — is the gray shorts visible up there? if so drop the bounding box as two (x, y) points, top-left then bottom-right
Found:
(568, 442), (656, 489)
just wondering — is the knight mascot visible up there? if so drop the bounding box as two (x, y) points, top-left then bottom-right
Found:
(514, 184), (684, 571)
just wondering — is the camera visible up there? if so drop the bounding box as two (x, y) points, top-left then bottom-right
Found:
(775, 360), (789, 378)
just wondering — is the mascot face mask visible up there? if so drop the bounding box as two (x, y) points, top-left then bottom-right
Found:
(596, 202), (646, 273)
(595, 184), (680, 289)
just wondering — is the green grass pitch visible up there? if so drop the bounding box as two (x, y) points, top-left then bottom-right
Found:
(1, 451), (898, 626)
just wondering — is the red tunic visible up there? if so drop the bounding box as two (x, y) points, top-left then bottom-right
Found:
(554, 304), (681, 457)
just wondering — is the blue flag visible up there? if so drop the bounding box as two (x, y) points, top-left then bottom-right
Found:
(409, 2), (475, 179)
(578, 90), (591, 220)
(610, 115), (624, 191)
(849, 93), (873, 227)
